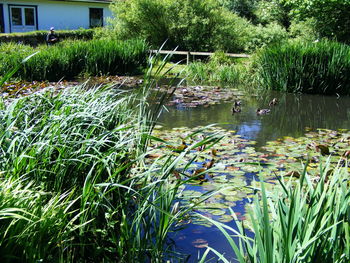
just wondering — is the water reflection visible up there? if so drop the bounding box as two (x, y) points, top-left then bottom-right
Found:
(158, 91), (350, 148)
(159, 90), (350, 262)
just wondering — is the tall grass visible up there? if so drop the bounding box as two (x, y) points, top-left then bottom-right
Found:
(0, 39), (148, 81)
(200, 160), (350, 262)
(253, 40), (350, 95)
(0, 51), (221, 262)
(185, 52), (247, 85)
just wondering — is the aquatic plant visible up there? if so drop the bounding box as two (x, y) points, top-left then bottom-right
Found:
(253, 40), (350, 95)
(199, 160), (350, 263)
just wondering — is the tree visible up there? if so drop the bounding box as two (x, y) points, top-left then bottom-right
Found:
(281, 0), (350, 43)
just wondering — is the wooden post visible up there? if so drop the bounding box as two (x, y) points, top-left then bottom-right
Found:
(187, 51), (190, 65)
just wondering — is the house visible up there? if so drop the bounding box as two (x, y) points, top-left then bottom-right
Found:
(0, 0), (113, 33)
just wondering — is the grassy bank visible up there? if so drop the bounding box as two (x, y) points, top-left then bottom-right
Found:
(0, 38), (148, 81)
(253, 40), (350, 95)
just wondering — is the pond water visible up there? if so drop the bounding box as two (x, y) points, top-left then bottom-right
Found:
(157, 90), (350, 262)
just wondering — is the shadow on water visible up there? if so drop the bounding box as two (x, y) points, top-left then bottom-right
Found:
(158, 89), (350, 262)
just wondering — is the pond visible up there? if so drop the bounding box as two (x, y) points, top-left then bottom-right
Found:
(156, 89), (350, 262)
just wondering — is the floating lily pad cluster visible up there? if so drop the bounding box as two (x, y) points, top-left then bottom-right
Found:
(149, 126), (350, 226)
(1, 81), (52, 99)
(0, 76), (143, 100)
(261, 128), (350, 178)
(163, 85), (245, 108)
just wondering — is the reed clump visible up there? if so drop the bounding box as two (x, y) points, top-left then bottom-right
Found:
(253, 40), (350, 95)
(0, 50), (221, 262)
(200, 160), (350, 262)
(0, 38), (149, 81)
(0, 85), (143, 262)
(185, 52), (245, 85)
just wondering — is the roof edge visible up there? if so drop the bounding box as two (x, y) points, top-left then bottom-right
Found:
(50, 0), (112, 3)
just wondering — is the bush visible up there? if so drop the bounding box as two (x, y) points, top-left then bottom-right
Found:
(245, 22), (288, 52)
(253, 40), (350, 95)
(110, 0), (251, 52)
(0, 39), (149, 81)
(0, 29), (94, 46)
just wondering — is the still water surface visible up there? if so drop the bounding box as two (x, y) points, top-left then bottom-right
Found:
(158, 90), (350, 262)
(159, 91), (350, 148)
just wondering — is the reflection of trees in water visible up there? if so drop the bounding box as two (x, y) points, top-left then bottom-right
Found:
(158, 91), (350, 147)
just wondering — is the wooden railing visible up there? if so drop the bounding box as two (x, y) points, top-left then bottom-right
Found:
(149, 49), (250, 64)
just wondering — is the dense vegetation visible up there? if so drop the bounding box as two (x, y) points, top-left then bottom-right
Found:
(0, 39), (148, 81)
(1, 0), (350, 261)
(0, 64), (221, 261)
(110, 0), (350, 52)
(109, 0), (288, 52)
(1, 0), (349, 94)
(100, 0), (350, 95)
(253, 41), (350, 95)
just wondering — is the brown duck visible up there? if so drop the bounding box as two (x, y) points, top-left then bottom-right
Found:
(256, 108), (271, 115)
(269, 98), (278, 107)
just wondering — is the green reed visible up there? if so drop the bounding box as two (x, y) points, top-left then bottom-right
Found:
(0, 51), (221, 262)
(253, 40), (350, 95)
(0, 39), (148, 81)
(200, 159), (350, 263)
(185, 53), (246, 85)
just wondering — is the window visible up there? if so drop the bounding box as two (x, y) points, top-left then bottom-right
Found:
(24, 8), (34, 26)
(0, 4), (4, 33)
(11, 7), (22, 26)
(89, 8), (103, 28)
(9, 5), (37, 32)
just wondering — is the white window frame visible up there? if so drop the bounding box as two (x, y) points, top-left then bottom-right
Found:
(9, 5), (38, 33)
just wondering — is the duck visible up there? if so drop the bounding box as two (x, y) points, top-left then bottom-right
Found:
(231, 106), (241, 114)
(269, 98), (278, 107)
(256, 108), (271, 115)
(234, 100), (241, 107)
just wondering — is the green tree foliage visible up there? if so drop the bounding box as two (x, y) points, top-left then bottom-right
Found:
(221, 0), (258, 22)
(110, 0), (251, 52)
(255, 0), (291, 28)
(281, 0), (350, 43)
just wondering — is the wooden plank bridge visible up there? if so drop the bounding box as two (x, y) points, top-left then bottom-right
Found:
(149, 50), (250, 65)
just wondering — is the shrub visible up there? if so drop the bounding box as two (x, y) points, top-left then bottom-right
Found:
(245, 22), (288, 52)
(0, 29), (94, 46)
(110, 0), (251, 52)
(253, 40), (350, 95)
